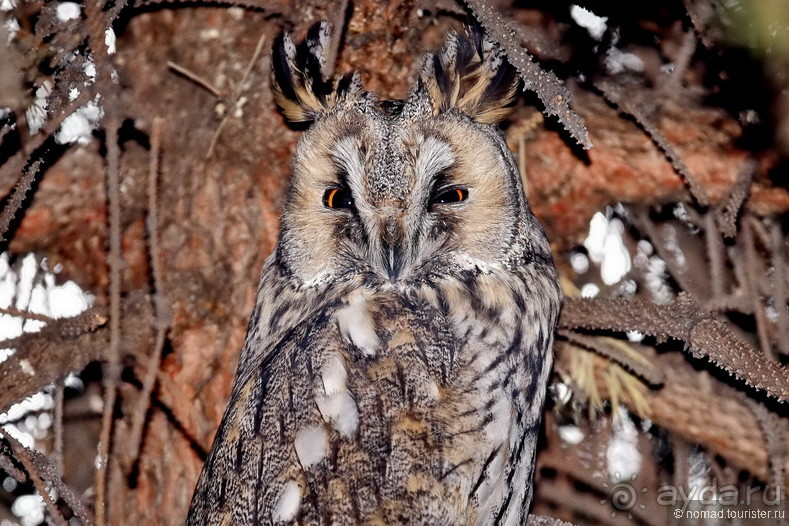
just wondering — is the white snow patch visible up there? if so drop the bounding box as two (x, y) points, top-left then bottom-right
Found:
(83, 61), (96, 81)
(626, 330), (644, 342)
(606, 407), (641, 480)
(3, 16), (19, 42)
(580, 283), (599, 298)
(56, 2), (80, 21)
(553, 382), (572, 404)
(273, 480), (301, 522)
(104, 28), (116, 54)
(605, 48), (645, 75)
(0, 392), (53, 424)
(11, 494), (44, 526)
(55, 100), (102, 145)
(570, 5), (608, 40)
(26, 81), (52, 135)
(19, 359), (34, 376)
(200, 28), (220, 40)
(570, 252), (589, 274)
(0, 0), (17, 11)
(584, 212), (631, 285)
(558, 425), (585, 445)
(294, 425), (328, 468)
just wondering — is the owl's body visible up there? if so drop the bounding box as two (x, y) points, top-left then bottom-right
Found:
(188, 23), (561, 525)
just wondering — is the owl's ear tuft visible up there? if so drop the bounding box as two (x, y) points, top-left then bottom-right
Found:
(416, 27), (519, 125)
(272, 22), (364, 123)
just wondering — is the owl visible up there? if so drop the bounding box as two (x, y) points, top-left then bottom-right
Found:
(187, 22), (561, 526)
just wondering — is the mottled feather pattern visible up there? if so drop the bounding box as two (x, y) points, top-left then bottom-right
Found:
(189, 22), (560, 525)
(421, 28), (519, 125)
(271, 22), (364, 123)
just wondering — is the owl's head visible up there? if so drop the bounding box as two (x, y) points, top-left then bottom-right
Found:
(271, 22), (548, 285)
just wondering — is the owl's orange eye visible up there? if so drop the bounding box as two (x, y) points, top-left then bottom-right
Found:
(431, 187), (468, 205)
(323, 187), (353, 209)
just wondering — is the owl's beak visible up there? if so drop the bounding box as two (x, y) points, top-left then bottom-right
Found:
(379, 217), (406, 281)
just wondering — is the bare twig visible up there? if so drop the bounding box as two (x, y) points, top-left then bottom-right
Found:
(53, 380), (64, 477)
(325, 0), (350, 78)
(597, 81), (709, 206)
(2, 428), (93, 523)
(658, 29), (697, 98)
(95, 130), (120, 524)
(206, 33), (267, 158)
(0, 85), (95, 200)
(0, 307), (55, 323)
(126, 117), (170, 469)
(771, 221), (789, 356)
(167, 61), (224, 99)
(0, 446), (26, 483)
(741, 216), (774, 359)
(740, 393), (787, 492)
(703, 212), (726, 301)
(463, 0), (592, 149)
(0, 309), (107, 352)
(0, 430), (69, 526)
(715, 158), (755, 238)
(85, 0), (129, 521)
(527, 514), (578, 526)
(0, 160), (42, 242)
(560, 293), (789, 402)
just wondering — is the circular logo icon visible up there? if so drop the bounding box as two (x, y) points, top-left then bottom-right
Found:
(600, 472), (648, 519)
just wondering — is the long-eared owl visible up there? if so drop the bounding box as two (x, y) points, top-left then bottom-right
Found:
(187, 21), (561, 526)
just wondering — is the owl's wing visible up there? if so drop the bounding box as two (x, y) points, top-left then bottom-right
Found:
(186, 281), (479, 525)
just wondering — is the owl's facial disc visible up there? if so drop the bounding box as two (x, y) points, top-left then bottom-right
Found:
(284, 109), (516, 285)
(324, 130), (467, 282)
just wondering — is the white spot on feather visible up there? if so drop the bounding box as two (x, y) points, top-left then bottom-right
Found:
(321, 354), (347, 395)
(425, 379), (440, 401)
(336, 291), (378, 356)
(274, 480), (301, 522)
(315, 391), (359, 437)
(294, 425), (328, 468)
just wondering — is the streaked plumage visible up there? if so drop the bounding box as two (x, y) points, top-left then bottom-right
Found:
(188, 22), (561, 525)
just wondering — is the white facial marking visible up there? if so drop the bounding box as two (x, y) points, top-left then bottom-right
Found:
(274, 480), (301, 522)
(294, 425), (328, 468)
(332, 138), (365, 187)
(415, 136), (454, 183)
